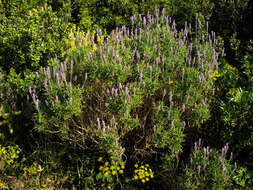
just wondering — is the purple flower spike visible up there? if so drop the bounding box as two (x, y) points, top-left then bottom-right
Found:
(54, 56), (57, 66)
(169, 91), (173, 102)
(156, 59), (159, 66)
(182, 104), (185, 112)
(64, 62), (67, 72)
(171, 119), (174, 127)
(102, 120), (106, 129)
(28, 86), (32, 94)
(32, 93), (36, 103)
(103, 54), (107, 63)
(183, 121), (186, 129)
(222, 166), (227, 175)
(85, 73), (87, 81)
(136, 50), (140, 59)
(199, 74), (202, 83)
(69, 82), (72, 91)
(197, 165), (201, 175)
(194, 142), (197, 151)
(35, 99), (39, 111)
(143, 16), (146, 27)
(125, 87), (129, 98)
(198, 138), (202, 146)
(60, 62), (64, 72)
(119, 83), (122, 89)
(56, 73), (60, 87)
(222, 48), (225, 57)
(130, 16), (135, 25)
(35, 72), (39, 79)
(229, 152), (233, 161)
(97, 118), (101, 129)
(162, 8), (165, 17)
(70, 60), (73, 74)
(53, 68), (56, 78)
(106, 88), (110, 95)
(155, 9), (159, 18)
(56, 95), (58, 103)
(139, 70), (143, 81)
(44, 79), (47, 88)
(163, 88), (167, 97)
(142, 81), (145, 88)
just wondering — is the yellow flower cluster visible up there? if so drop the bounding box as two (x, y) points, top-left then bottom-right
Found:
(209, 69), (221, 80)
(23, 162), (43, 176)
(98, 157), (125, 177)
(228, 88), (239, 96)
(224, 63), (237, 71)
(133, 164), (154, 183)
(0, 180), (6, 188)
(0, 145), (20, 166)
(66, 29), (105, 55)
(39, 184), (49, 190)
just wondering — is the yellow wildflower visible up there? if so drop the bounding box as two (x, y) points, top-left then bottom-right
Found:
(99, 166), (104, 171)
(97, 157), (103, 162)
(104, 172), (109, 177)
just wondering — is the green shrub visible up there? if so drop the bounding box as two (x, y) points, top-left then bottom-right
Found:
(183, 140), (250, 189)
(0, 3), (73, 74)
(27, 9), (228, 188)
(216, 54), (253, 166)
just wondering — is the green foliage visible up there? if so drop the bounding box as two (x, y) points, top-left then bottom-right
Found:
(183, 141), (250, 189)
(25, 9), (230, 189)
(216, 55), (253, 167)
(29, 59), (83, 138)
(95, 157), (125, 189)
(0, 1), (252, 189)
(0, 2), (73, 74)
(0, 145), (20, 173)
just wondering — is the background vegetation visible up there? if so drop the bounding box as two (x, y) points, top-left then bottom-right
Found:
(0, 0), (252, 189)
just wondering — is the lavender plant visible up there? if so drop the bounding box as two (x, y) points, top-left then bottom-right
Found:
(29, 9), (226, 187)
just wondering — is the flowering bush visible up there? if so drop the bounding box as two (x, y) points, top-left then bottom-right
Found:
(183, 139), (249, 189)
(25, 8), (252, 189)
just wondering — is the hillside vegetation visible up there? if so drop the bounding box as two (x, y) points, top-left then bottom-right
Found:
(0, 0), (252, 189)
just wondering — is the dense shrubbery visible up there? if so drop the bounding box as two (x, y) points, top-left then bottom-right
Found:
(0, 1), (252, 189)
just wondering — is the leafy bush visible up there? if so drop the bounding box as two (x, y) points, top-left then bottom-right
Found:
(216, 54), (253, 166)
(183, 140), (249, 189)
(0, 2), (73, 74)
(27, 9), (230, 188)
